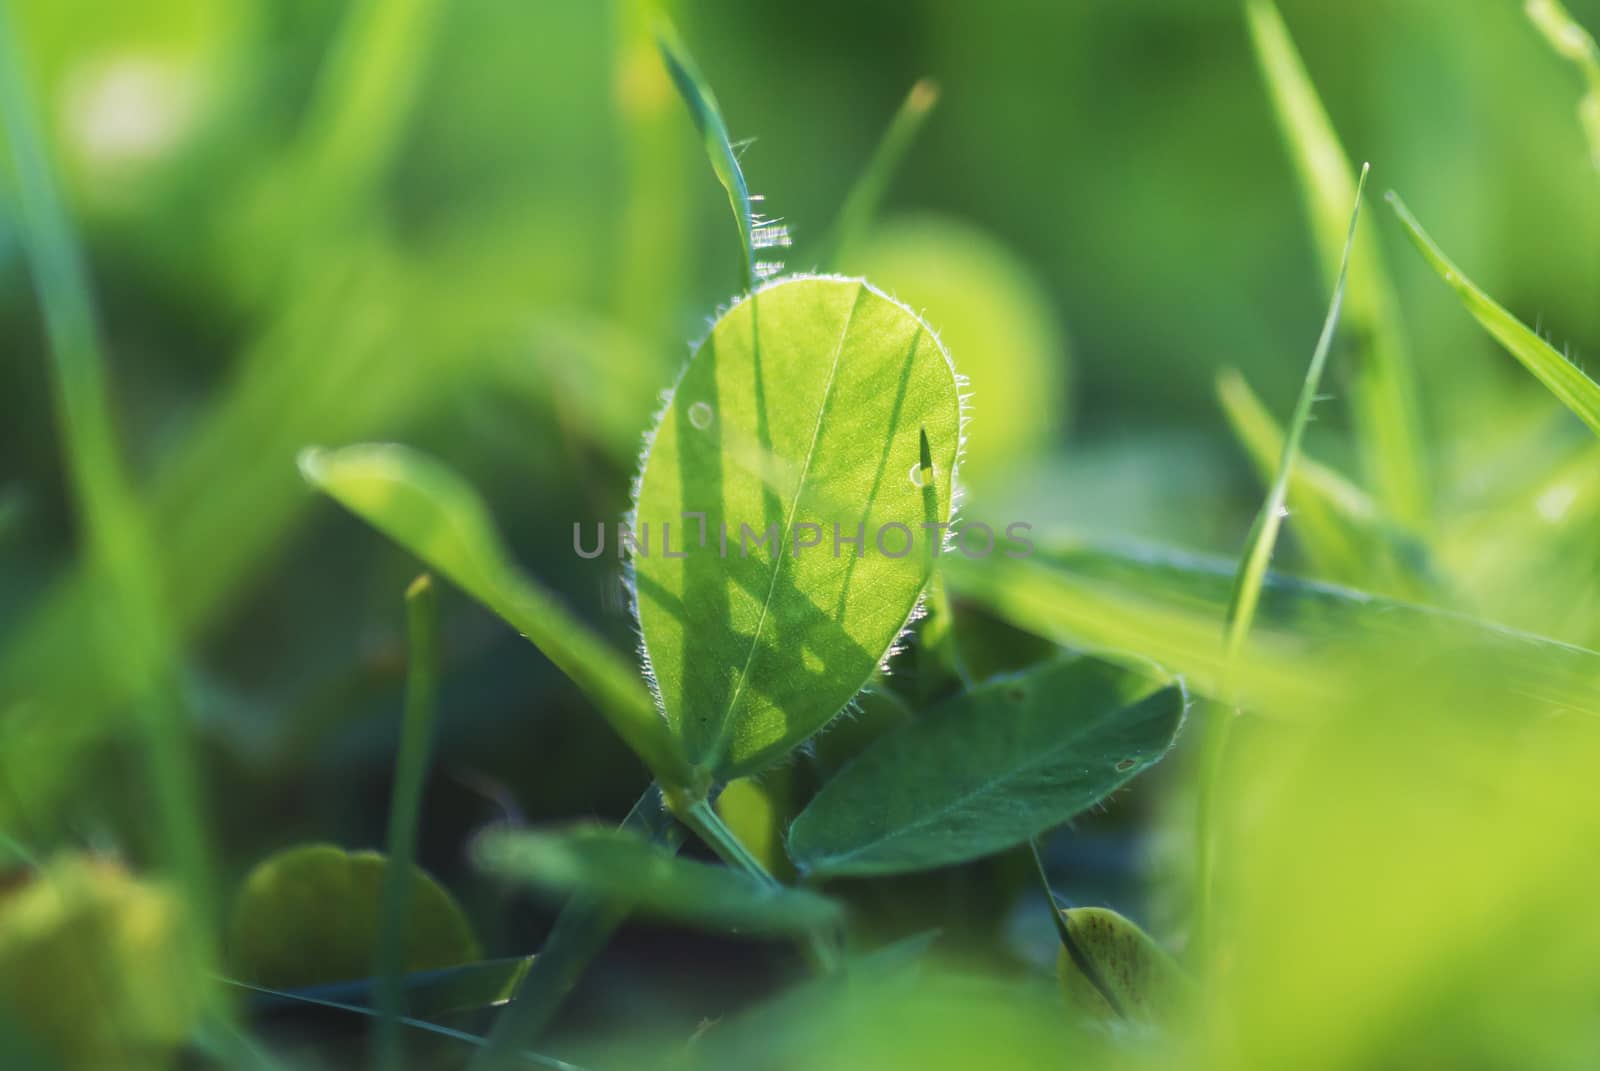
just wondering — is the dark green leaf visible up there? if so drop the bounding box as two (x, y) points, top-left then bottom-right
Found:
(787, 656), (1186, 878)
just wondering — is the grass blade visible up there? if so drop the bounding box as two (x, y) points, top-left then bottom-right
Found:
(819, 78), (940, 269)
(656, 15), (786, 287)
(941, 539), (1600, 721)
(248, 958), (533, 1019)
(298, 443), (692, 790)
(1216, 368), (1381, 585)
(373, 574), (443, 1069)
(1209, 170), (1365, 955)
(296, 0), (444, 212)
(224, 978), (588, 1071)
(1223, 163), (1368, 665)
(1526, 0), (1600, 171)
(1389, 192), (1600, 439)
(1245, 0), (1429, 528)
(0, 0), (448, 844)
(0, 0), (215, 968)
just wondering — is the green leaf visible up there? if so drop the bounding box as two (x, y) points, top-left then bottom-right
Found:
(786, 656), (1186, 879)
(298, 443), (692, 789)
(1055, 907), (1191, 1026)
(1245, 0), (1429, 527)
(632, 275), (962, 780)
(1223, 163), (1366, 670)
(810, 685), (914, 778)
(473, 826), (843, 937)
(942, 540), (1600, 720)
(1388, 192), (1600, 440)
(227, 844), (480, 989)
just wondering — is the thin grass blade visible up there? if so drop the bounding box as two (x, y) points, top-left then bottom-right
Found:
(819, 78), (940, 269)
(1216, 368), (1378, 585)
(1245, 0), (1429, 527)
(1389, 192), (1600, 439)
(1526, 0), (1600, 171)
(223, 978), (588, 1071)
(656, 15), (785, 287)
(247, 959), (533, 1019)
(1224, 164), (1368, 665)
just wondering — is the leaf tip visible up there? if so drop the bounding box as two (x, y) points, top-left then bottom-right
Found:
(405, 573), (434, 602)
(296, 446), (329, 486)
(909, 77), (940, 112)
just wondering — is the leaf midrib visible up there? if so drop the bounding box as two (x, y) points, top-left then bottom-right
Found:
(704, 282), (870, 769)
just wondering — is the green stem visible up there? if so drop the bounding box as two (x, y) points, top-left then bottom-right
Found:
(681, 799), (780, 888)
(681, 799), (841, 973)
(373, 575), (441, 1070)
(471, 784), (682, 1071)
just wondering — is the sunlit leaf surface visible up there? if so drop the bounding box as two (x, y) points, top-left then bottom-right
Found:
(633, 275), (962, 779)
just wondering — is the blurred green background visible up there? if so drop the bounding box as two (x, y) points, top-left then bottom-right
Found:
(3, 0), (1600, 1045)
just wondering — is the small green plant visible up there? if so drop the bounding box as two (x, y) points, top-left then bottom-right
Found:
(6, 1), (1600, 1068)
